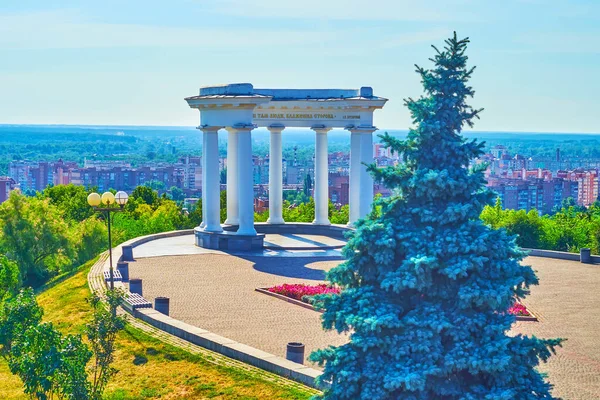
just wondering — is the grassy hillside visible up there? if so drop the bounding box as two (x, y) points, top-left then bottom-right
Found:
(0, 261), (316, 399)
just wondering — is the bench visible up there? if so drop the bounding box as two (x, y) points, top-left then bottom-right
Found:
(103, 269), (123, 282)
(124, 293), (152, 310)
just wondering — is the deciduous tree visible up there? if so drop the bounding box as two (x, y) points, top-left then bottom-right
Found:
(0, 192), (73, 285)
(0, 255), (19, 301)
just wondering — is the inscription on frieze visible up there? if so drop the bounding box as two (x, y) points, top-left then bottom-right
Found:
(253, 113), (361, 120)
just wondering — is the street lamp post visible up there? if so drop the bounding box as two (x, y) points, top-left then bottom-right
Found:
(87, 191), (129, 290)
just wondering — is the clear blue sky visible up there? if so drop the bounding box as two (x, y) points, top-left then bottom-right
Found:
(1, 0), (598, 133)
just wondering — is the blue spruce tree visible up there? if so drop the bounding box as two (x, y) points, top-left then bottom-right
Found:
(310, 33), (561, 399)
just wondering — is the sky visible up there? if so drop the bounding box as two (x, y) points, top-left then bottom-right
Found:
(0, 0), (599, 133)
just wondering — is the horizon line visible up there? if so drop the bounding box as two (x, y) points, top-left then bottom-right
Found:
(0, 123), (599, 136)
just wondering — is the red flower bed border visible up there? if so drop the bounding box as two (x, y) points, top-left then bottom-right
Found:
(255, 287), (323, 313)
(510, 302), (538, 321)
(257, 284), (537, 322)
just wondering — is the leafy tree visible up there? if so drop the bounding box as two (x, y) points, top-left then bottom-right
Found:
(148, 201), (188, 232)
(311, 33), (561, 399)
(330, 204), (349, 225)
(87, 290), (126, 400)
(0, 288), (125, 400)
(284, 189), (310, 205)
(144, 180), (165, 191)
(1, 289), (87, 399)
(0, 192), (74, 285)
(40, 184), (95, 222)
(112, 199), (189, 242)
(481, 200), (600, 253)
(169, 186), (185, 202)
(482, 208), (544, 249)
(0, 289), (43, 357)
(130, 186), (158, 207)
(0, 255), (19, 301)
(187, 199), (203, 227)
(479, 197), (503, 228)
(283, 198), (315, 223)
(220, 190), (227, 223)
(72, 218), (108, 266)
(561, 197), (583, 212)
(9, 322), (92, 400)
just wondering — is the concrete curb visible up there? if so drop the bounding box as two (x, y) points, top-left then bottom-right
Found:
(523, 248), (600, 264)
(255, 287), (323, 313)
(258, 287), (539, 322)
(101, 229), (325, 389)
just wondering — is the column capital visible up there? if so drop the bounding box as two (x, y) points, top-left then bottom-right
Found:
(199, 125), (221, 133)
(227, 123), (254, 133)
(311, 125), (331, 135)
(346, 125), (378, 134)
(267, 124), (285, 133)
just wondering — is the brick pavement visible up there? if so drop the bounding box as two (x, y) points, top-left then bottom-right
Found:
(128, 254), (349, 368)
(129, 254), (600, 398)
(513, 257), (600, 399)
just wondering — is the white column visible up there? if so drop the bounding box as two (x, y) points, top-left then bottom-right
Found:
(348, 130), (361, 225)
(224, 128), (239, 225)
(200, 129), (207, 229)
(235, 126), (257, 235)
(359, 127), (376, 219)
(312, 126), (331, 225)
(201, 127), (223, 232)
(267, 125), (285, 224)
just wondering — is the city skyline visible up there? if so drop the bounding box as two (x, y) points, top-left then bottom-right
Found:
(1, 1), (599, 133)
(4, 141), (599, 214)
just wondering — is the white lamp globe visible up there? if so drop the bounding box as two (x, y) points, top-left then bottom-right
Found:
(115, 191), (129, 206)
(87, 192), (101, 207)
(101, 191), (115, 205)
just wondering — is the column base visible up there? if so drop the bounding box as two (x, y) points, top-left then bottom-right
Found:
(236, 227), (257, 236)
(267, 217), (285, 224)
(312, 219), (331, 226)
(346, 221), (355, 228)
(195, 227), (264, 251)
(202, 224), (223, 233)
(224, 218), (239, 225)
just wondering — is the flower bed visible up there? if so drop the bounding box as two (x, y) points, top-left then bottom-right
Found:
(267, 283), (340, 302)
(262, 284), (537, 321)
(508, 302), (533, 317)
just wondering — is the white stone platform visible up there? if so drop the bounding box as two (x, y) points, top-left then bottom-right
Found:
(133, 233), (344, 259)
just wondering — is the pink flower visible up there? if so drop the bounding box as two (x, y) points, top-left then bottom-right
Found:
(267, 283), (340, 301)
(508, 302), (531, 316)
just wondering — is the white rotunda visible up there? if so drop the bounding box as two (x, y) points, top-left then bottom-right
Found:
(185, 83), (387, 250)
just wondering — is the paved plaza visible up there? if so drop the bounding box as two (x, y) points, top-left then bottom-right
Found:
(128, 252), (348, 368)
(129, 235), (600, 398)
(512, 257), (600, 399)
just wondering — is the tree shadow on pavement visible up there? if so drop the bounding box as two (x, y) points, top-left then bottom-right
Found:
(242, 256), (333, 280)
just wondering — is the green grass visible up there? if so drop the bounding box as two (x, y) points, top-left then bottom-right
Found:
(0, 262), (316, 399)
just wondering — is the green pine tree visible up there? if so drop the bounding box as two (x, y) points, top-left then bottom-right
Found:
(304, 173), (313, 198)
(310, 32), (561, 399)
